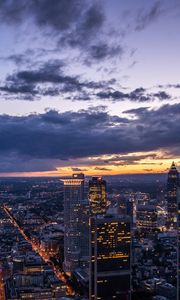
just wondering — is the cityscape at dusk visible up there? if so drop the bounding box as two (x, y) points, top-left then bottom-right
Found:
(0, 1), (180, 300)
(0, 0), (179, 177)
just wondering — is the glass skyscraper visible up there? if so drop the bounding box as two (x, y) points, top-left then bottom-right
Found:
(167, 162), (179, 230)
(88, 176), (107, 215)
(62, 173), (87, 273)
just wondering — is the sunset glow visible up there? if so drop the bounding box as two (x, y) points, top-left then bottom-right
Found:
(0, 1), (179, 176)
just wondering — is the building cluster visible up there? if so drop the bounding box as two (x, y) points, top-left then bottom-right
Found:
(132, 162), (180, 300)
(0, 162), (179, 299)
(0, 208), (66, 300)
(62, 174), (131, 299)
(62, 163), (180, 300)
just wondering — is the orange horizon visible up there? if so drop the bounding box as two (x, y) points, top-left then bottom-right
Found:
(0, 159), (178, 177)
(0, 151), (179, 177)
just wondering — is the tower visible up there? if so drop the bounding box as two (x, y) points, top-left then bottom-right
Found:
(177, 188), (180, 299)
(62, 173), (86, 273)
(167, 162), (179, 230)
(89, 176), (107, 215)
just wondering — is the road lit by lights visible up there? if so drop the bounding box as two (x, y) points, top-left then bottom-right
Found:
(2, 205), (74, 296)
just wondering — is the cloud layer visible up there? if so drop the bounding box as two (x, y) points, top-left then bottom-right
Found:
(0, 1), (179, 174)
(0, 0), (122, 63)
(0, 104), (179, 172)
(0, 60), (173, 102)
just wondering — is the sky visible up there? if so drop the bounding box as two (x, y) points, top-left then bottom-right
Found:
(0, 0), (180, 176)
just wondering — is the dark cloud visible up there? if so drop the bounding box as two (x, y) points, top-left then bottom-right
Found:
(124, 103), (180, 116)
(60, 2), (105, 46)
(94, 153), (159, 166)
(0, 83), (38, 96)
(0, 60), (117, 100)
(0, 152), (59, 172)
(140, 162), (163, 165)
(135, 1), (163, 31)
(7, 66), (77, 86)
(158, 83), (180, 89)
(0, 64), (173, 102)
(0, 53), (30, 66)
(87, 43), (123, 61)
(152, 91), (171, 100)
(71, 167), (88, 172)
(123, 107), (149, 114)
(94, 167), (112, 171)
(0, 0), (100, 32)
(97, 87), (171, 102)
(97, 90), (126, 100)
(0, 104), (179, 172)
(0, 0), (122, 62)
(143, 169), (153, 172)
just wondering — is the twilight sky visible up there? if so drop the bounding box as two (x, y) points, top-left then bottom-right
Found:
(0, 0), (180, 176)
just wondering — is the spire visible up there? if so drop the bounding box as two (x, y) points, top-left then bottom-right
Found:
(170, 161), (177, 171)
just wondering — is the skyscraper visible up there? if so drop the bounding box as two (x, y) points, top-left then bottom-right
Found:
(89, 176), (107, 215)
(89, 214), (131, 300)
(167, 162), (179, 230)
(136, 204), (157, 230)
(177, 188), (180, 299)
(62, 173), (87, 273)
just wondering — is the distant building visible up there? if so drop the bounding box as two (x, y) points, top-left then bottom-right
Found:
(166, 162), (179, 230)
(156, 282), (177, 300)
(13, 257), (24, 273)
(126, 198), (134, 226)
(136, 204), (157, 230)
(177, 188), (180, 299)
(88, 176), (107, 215)
(78, 199), (90, 269)
(40, 238), (60, 256)
(62, 174), (89, 273)
(89, 214), (131, 300)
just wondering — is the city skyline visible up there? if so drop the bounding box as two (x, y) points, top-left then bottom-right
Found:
(0, 165), (179, 299)
(0, 0), (180, 176)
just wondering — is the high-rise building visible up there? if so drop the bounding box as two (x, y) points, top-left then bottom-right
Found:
(177, 188), (180, 299)
(167, 162), (179, 230)
(126, 198), (134, 227)
(89, 214), (131, 300)
(62, 173), (88, 273)
(166, 162), (179, 300)
(78, 199), (90, 269)
(136, 204), (157, 230)
(89, 177), (107, 215)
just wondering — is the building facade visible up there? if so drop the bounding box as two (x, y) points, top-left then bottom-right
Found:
(167, 162), (179, 230)
(89, 214), (131, 300)
(136, 204), (157, 230)
(63, 174), (87, 273)
(88, 176), (107, 215)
